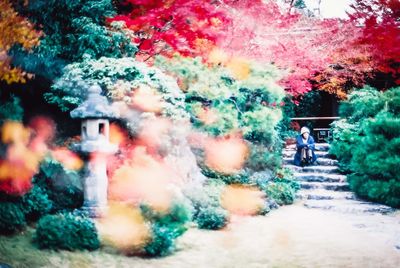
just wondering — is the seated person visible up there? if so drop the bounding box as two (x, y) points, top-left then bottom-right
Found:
(293, 126), (317, 166)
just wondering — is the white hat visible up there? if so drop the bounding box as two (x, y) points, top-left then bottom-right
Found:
(300, 127), (310, 135)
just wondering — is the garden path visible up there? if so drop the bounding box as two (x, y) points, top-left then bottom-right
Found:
(115, 202), (400, 268)
(115, 143), (400, 268)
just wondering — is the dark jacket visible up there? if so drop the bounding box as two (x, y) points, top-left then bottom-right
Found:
(293, 134), (317, 166)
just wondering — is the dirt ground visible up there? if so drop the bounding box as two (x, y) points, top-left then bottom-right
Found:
(2, 202), (399, 268)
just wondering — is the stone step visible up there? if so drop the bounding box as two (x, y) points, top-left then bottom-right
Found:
(303, 199), (395, 214)
(296, 189), (356, 201)
(299, 181), (350, 191)
(285, 143), (330, 152)
(282, 150), (332, 159)
(294, 173), (346, 183)
(284, 164), (339, 174)
(283, 157), (339, 166)
(316, 158), (339, 166)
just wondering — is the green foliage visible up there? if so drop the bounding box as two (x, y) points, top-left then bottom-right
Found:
(350, 112), (400, 179)
(251, 167), (299, 204)
(155, 56), (284, 145)
(348, 174), (400, 208)
(264, 182), (296, 206)
(46, 57), (187, 122)
(12, 0), (136, 78)
(254, 168), (298, 206)
(200, 165), (250, 185)
(330, 86), (400, 207)
(195, 206), (228, 230)
(275, 168), (300, 192)
(277, 95), (298, 140)
(242, 106), (282, 145)
(329, 119), (361, 172)
(294, 90), (322, 118)
(186, 182), (229, 230)
(34, 212), (100, 251)
(0, 202), (26, 234)
(245, 144), (282, 172)
(144, 223), (180, 257)
(33, 158), (83, 212)
(21, 185), (52, 221)
(0, 95), (24, 123)
(0, 184), (52, 233)
(141, 200), (192, 257)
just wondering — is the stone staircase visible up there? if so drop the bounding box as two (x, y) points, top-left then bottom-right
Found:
(283, 143), (395, 214)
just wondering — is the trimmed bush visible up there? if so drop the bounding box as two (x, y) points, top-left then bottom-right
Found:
(141, 201), (192, 257)
(33, 159), (83, 212)
(22, 185), (53, 221)
(144, 223), (180, 257)
(186, 182), (230, 230)
(34, 212), (100, 250)
(265, 182), (296, 206)
(0, 202), (26, 234)
(330, 86), (400, 207)
(348, 174), (400, 208)
(195, 206), (228, 230)
(329, 119), (361, 173)
(140, 201), (192, 235)
(200, 165), (250, 185)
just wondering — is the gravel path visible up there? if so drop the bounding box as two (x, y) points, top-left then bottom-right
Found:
(133, 203), (400, 268)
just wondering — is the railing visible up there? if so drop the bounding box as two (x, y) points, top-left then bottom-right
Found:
(290, 117), (341, 142)
(290, 117), (340, 121)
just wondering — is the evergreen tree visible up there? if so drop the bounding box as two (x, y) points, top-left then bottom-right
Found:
(10, 0), (136, 79)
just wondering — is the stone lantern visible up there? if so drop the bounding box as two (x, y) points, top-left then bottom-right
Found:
(70, 84), (118, 217)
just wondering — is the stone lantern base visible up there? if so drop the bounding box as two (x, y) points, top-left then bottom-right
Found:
(81, 205), (108, 218)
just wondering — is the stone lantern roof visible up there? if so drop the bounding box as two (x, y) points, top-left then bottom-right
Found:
(70, 84), (118, 119)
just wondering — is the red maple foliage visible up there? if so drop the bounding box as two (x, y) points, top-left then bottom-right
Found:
(110, 0), (399, 98)
(109, 0), (230, 60)
(349, 0), (400, 84)
(314, 0), (400, 97)
(218, 0), (345, 98)
(220, 0), (399, 98)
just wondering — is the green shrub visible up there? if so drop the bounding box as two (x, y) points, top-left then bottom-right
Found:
(186, 182), (229, 230)
(249, 169), (275, 189)
(140, 201), (192, 236)
(254, 168), (299, 206)
(245, 144), (282, 172)
(264, 182), (296, 206)
(348, 174), (400, 208)
(200, 165), (250, 185)
(22, 185), (53, 221)
(275, 168), (300, 192)
(140, 200), (192, 257)
(0, 95), (24, 124)
(187, 182), (224, 216)
(339, 86), (384, 123)
(0, 202), (26, 234)
(329, 119), (361, 172)
(195, 206), (228, 230)
(330, 86), (400, 208)
(34, 212), (100, 250)
(33, 159), (83, 212)
(144, 223), (179, 257)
